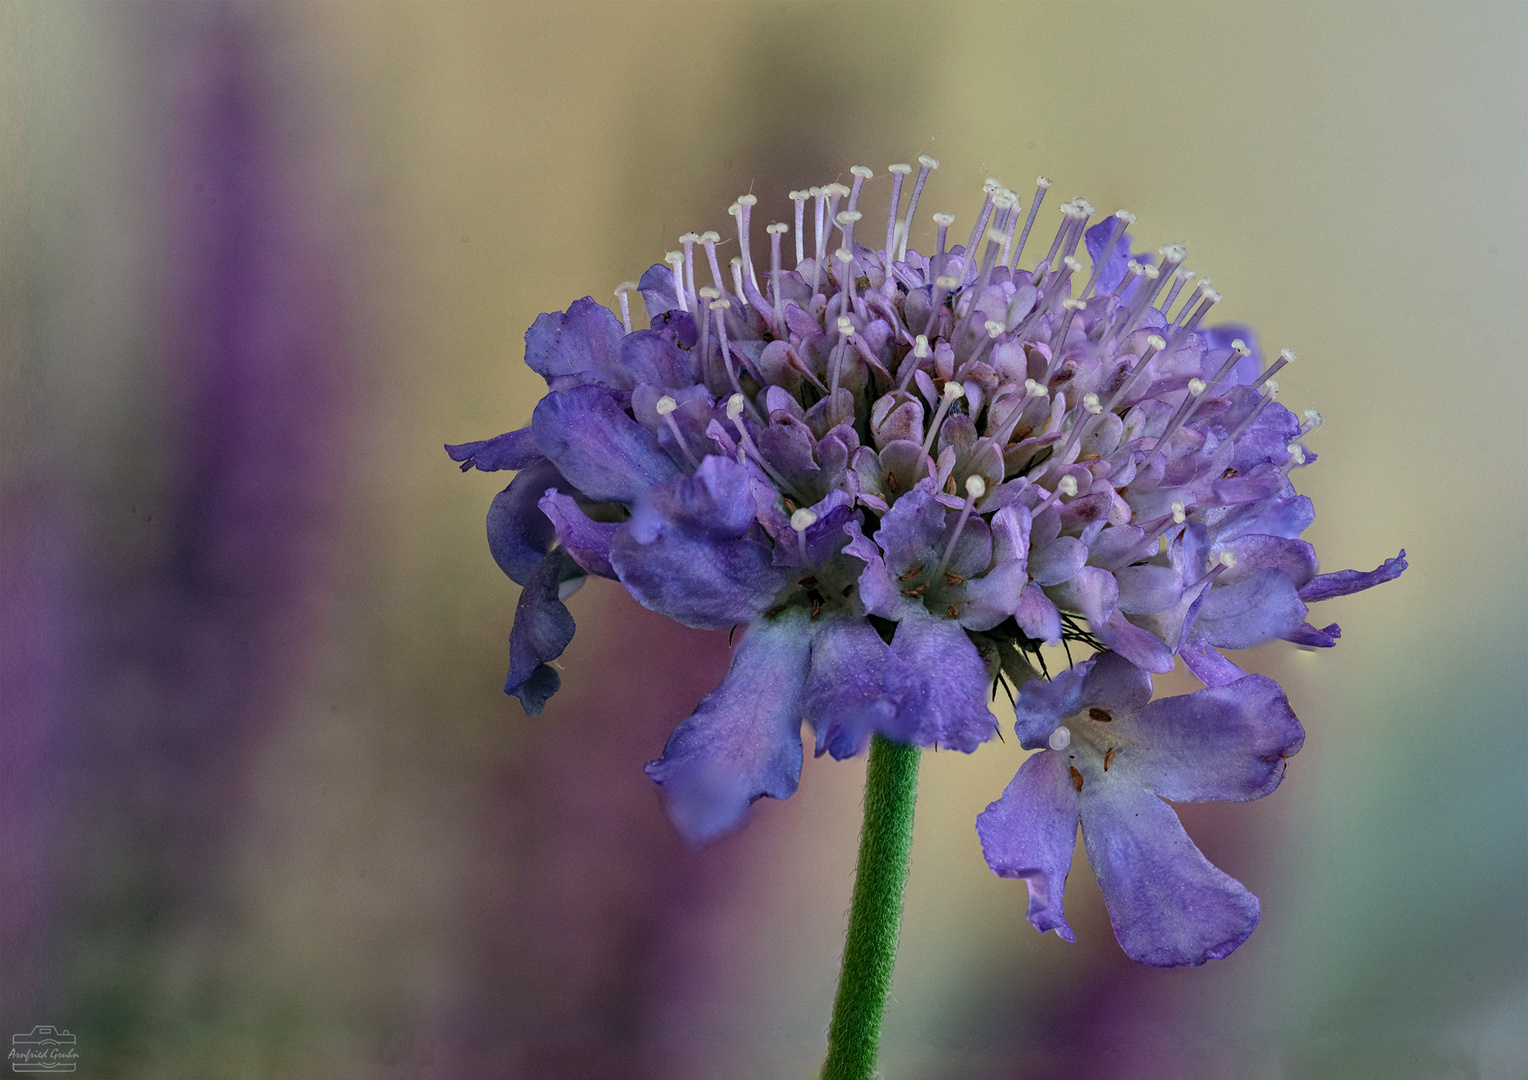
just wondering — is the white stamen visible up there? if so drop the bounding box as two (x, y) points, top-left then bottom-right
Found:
(791, 508), (818, 532)
(1287, 443), (1307, 465)
(663, 251), (687, 313)
(1083, 392), (1102, 415)
(656, 395), (699, 468)
(790, 191), (809, 266)
(943, 380), (965, 401)
(655, 395), (677, 416)
(885, 163), (912, 256)
(679, 232), (700, 311)
(1188, 378), (1207, 396)
(1047, 726), (1071, 751)
(726, 394), (746, 421)
(614, 280), (637, 333)
(1172, 500), (1187, 524)
(729, 256), (745, 301)
(699, 230), (726, 295)
(1301, 409), (1324, 436)
(1025, 378), (1048, 398)
(920, 379), (965, 459)
(985, 319), (1004, 338)
(1219, 551), (1238, 569)
(914, 334), (931, 357)
(897, 155), (939, 261)
(1008, 176), (1051, 270)
(965, 474), (987, 499)
(1058, 475), (1078, 497)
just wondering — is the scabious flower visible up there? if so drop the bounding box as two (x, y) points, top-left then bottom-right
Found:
(448, 159), (1405, 960)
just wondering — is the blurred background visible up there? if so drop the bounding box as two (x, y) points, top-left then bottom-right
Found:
(2, 3), (1524, 1078)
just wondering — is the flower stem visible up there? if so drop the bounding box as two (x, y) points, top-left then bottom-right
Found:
(821, 734), (921, 1080)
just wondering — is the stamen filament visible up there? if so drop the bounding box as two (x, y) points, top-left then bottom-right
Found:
(921, 380), (965, 459)
(897, 155), (938, 261)
(1008, 176), (1051, 270)
(933, 475), (987, 580)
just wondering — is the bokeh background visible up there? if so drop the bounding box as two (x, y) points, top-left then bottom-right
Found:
(3, 3), (1525, 1078)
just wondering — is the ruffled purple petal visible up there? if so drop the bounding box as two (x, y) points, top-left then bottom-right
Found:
(504, 549), (582, 716)
(644, 611), (811, 844)
(801, 617), (915, 759)
(977, 750), (1079, 942)
(1179, 635), (1249, 688)
(1095, 609), (1175, 674)
(1193, 567), (1307, 650)
(1117, 674), (1304, 802)
(1298, 550), (1407, 602)
(1079, 781), (1260, 966)
(524, 296), (625, 389)
(1012, 661), (1091, 749)
(889, 614), (997, 752)
(1283, 621), (1342, 647)
(486, 460), (562, 585)
(445, 427), (540, 472)
(636, 262), (680, 317)
(537, 490), (616, 579)
(1015, 583), (1062, 643)
(610, 457), (790, 630)
(531, 385), (680, 504)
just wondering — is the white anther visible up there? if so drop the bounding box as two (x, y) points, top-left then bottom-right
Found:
(984, 320), (1004, 338)
(1062, 298), (1087, 311)
(737, 193), (757, 207)
(791, 508), (818, 532)
(835, 247), (854, 263)
(766, 222), (789, 235)
(728, 202), (740, 216)
(984, 177), (1002, 193)
(993, 189), (1019, 210)
(1280, 348), (1297, 363)
(1159, 243), (1187, 261)
(1287, 443), (1307, 465)
(1140, 264), (1160, 281)
(699, 230), (720, 244)
(888, 163), (912, 175)
(1147, 334), (1166, 350)
(1036, 175), (1052, 189)
(1302, 409), (1324, 435)
(827, 182), (851, 198)
(943, 380), (965, 400)
(1231, 338), (1250, 356)
(709, 299), (730, 311)
(932, 212), (955, 227)
(727, 394), (746, 420)
(837, 315), (854, 335)
(790, 190), (808, 201)
(850, 165), (874, 180)
(965, 475), (987, 499)
(1202, 287), (1223, 303)
(1057, 475), (1078, 497)
(699, 285), (720, 301)
(1047, 726), (1072, 751)
(1025, 378), (1047, 398)
(679, 231), (700, 244)
(1115, 210), (1136, 224)
(1265, 379), (1280, 398)
(836, 210), (862, 225)
(655, 395), (678, 416)
(1172, 500), (1187, 524)
(664, 251), (683, 267)
(1063, 255), (1083, 273)
(808, 185), (823, 198)
(918, 154), (940, 169)
(615, 280), (636, 294)
(934, 275), (959, 293)
(1073, 198), (1095, 217)
(1083, 392), (1102, 415)
(913, 334), (931, 358)
(1188, 378), (1207, 396)
(1219, 551), (1238, 569)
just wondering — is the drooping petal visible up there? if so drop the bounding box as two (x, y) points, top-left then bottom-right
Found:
(485, 460), (562, 585)
(1079, 781), (1260, 966)
(1095, 610), (1175, 674)
(445, 427), (540, 472)
(644, 611), (812, 844)
(1114, 674), (1305, 802)
(1012, 661), (1091, 749)
(1298, 550), (1407, 602)
(977, 750), (1080, 942)
(1045, 566), (1119, 626)
(1179, 635), (1249, 688)
(1014, 583), (1062, 643)
(531, 385), (680, 504)
(537, 490), (616, 578)
(801, 617), (915, 760)
(889, 614), (997, 752)
(504, 549), (582, 716)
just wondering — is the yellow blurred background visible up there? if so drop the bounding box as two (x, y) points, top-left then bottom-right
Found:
(3, 3), (1524, 1078)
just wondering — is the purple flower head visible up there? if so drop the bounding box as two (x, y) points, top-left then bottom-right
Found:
(450, 159), (1404, 962)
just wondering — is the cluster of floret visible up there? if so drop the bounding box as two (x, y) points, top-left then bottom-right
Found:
(448, 159), (1404, 966)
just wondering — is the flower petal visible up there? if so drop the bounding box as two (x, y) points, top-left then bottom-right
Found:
(1298, 550), (1407, 603)
(486, 460), (562, 585)
(1193, 567), (1307, 650)
(531, 385), (680, 504)
(977, 750), (1079, 942)
(537, 490), (616, 578)
(1116, 674), (1305, 802)
(801, 617), (915, 760)
(504, 549), (582, 716)
(1080, 782), (1260, 966)
(524, 296), (625, 388)
(644, 611), (811, 844)
(445, 427), (540, 472)
(889, 614), (997, 752)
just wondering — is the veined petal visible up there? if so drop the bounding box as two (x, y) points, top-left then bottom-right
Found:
(537, 491), (616, 579)
(802, 617), (916, 760)
(1193, 567), (1307, 650)
(531, 385), (680, 504)
(889, 614), (997, 752)
(644, 611), (812, 844)
(445, 427), (540, 472)
(977, 750), (1079, 942)
(1114, 674), (1304, 802)
(504, 549), (582, 716)
(1080, 781), (1260, 966)
(486, 460), (562, 585)
(524, 296), (626, 388)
